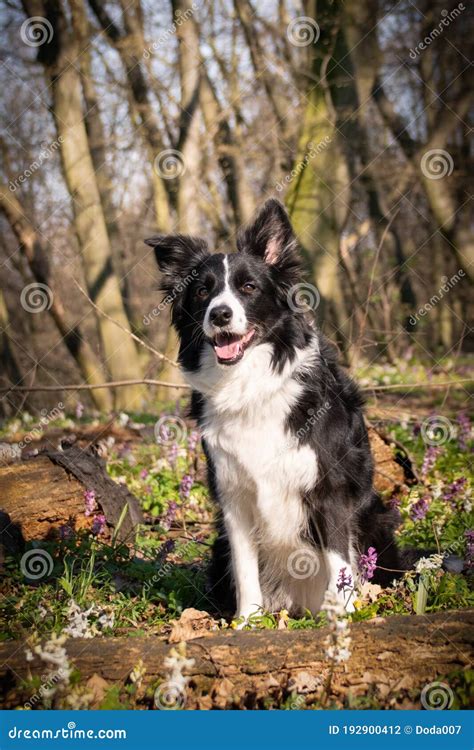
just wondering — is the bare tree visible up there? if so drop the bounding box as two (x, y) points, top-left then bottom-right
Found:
(21, 0), (145, 410)
(0, 185), (113, 411)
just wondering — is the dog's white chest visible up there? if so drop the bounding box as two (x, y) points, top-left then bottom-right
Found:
(198, 345), (319, 548)
(203, 403), (316, 492)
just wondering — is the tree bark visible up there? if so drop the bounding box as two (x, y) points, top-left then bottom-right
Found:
(0, 446), (143, 545)
(0, 288), (26, 417)
(1, 610), (471, 708)
(285, 1), (351, 348)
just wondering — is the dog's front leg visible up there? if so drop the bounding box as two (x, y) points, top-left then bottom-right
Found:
(223, 504), (262, 622)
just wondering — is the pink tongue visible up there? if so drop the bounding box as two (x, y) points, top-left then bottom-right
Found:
(215, 340), (241, 360)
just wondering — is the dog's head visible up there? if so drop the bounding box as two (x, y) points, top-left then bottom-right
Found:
(145, 199), (308, 370)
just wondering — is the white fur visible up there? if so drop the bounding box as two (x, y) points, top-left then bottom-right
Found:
(185, 338), (340, 617)
(203, 256), (247, 337)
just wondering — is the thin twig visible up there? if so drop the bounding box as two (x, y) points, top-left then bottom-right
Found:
(0, 379), (190, 393)
(74, 280), (179, 368)
(0, 378), (471, 395)
(365, 379), (473, 392)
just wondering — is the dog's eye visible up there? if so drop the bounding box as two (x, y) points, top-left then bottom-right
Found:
(196, 286), (209, 300)
(241, 282), (256, 294)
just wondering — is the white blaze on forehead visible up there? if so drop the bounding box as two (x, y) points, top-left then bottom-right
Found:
(203, 255), (247, 336)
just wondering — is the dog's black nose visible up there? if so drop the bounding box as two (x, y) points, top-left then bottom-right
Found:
(210, 305), (233, 327)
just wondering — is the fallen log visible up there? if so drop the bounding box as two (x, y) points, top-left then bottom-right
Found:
(1, 609), (472, 709)
(0, 446), (143, 549)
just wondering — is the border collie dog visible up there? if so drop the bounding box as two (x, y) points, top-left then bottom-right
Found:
(146, 199), (401, 621)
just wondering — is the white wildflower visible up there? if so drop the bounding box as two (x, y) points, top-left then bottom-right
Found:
(415, 554), (444, 574)
(164, 644), (195, 694)
(322, 591), (352, 664)
(63, 600), (114, 638)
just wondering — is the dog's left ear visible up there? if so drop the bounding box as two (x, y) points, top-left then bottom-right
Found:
(145, 234), (209, 292)
(237, 199), (299, 268)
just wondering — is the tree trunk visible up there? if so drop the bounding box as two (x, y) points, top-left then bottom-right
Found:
(87, 0), (182, 398)
(0, 288), (26, 417)
(0, 185), (112, 412)
(285, 2), (351, 348)
(87, 0), (173, 232)
(69, 0), (136, 329)
(1, 609), (471, 708)
(21, 0), (145, 411)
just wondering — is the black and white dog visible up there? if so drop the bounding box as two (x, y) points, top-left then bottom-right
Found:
(146, 199), (402, 621)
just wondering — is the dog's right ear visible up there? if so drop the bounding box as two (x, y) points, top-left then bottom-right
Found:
(144, 234), (209, 292)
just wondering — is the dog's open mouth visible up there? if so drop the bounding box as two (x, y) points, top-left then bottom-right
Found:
(212, 329), (256, 365)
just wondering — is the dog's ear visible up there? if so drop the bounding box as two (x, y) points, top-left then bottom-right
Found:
(237, 199), (299, 266)
(237, 200), (303, 292)
(145, 234), (209, 293)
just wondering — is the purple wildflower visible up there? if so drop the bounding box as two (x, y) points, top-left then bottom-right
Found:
(442, 477), (467, 507)
(158, 539), (176, 561)
(359, 547), (378, 582)
(75, 401), (84, 419)
(336, 567), (353, 592)
(84, 489), (96, 517)
(465, 530), (474, 569)
(187, 430), (200, 453)
(421, 445), (440, 479)
(457, 412), (471, 452)
(179, 473), (194, 499)
(158, 424), (171, 443)
(59, 524), (73, 541)
(160, 501), (178, 531)
(167, 442), (178, 468)
(389, 495), (401, 510)
(410, 495), (430, 521)
(92, 513), (106, 536)
(140, 468), (149, 480)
